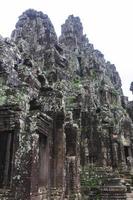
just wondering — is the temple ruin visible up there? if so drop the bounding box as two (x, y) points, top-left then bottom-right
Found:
(0, 9), (133, 200)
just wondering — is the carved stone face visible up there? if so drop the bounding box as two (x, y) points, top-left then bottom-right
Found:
(47, 71), (57, 85)
(11, 10), (57, 74)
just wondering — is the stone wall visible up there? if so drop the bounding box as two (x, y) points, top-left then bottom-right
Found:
(0, 9), (133, 199)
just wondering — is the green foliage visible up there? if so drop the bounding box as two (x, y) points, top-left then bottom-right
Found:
(81, 127), (88, 133)
(0, 95), (6, 105)
(80, 166), (103, 188)
(0, 88), (7, 105)
(66, 96), (76, 107)
(111, 89), (118, 96)
(81, 166), (104, 199)
(72, 77), (82, 90)
(91, 70), (97, 80)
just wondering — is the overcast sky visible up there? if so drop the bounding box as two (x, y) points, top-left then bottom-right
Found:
(0, 0), (132, 100)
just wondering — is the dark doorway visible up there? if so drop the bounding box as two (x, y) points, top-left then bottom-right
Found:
(0, 132), (14, 188)
(39, 134), (49, 187)
(124, 146), (129, 164)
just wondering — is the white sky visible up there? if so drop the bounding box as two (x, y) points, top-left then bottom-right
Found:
(0, 0), (133, 100)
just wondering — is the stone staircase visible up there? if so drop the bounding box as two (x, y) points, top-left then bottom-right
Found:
(126, 192), (133, 200)
(99, 174), (127, 200)
(81, 166), (128, 199)
(0, 189), (14, 200)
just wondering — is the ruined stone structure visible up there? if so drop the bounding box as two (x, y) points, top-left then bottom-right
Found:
(0, 9), (133, 200)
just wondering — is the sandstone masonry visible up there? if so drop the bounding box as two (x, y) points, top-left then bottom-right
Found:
(0, 9), (133, 200)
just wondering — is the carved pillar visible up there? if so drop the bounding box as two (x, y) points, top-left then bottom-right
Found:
(112, 142), (119, 168)
(101, 140), (107, 167)
(65, 122), (81, 199)
(108, 126), (116, 169)
(50, 111), (65, 199)
(13, 114), (32, 200)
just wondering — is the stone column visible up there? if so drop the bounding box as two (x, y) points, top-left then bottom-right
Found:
(13, 114), (32, 200)
(30, 132), (40, 200)
(50, 111), (65, 200)
(112, 142), (119, 168)
(65, 122), (81, 200)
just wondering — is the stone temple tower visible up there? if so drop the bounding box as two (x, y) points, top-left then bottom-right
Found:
(0, 9), (133, 200)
